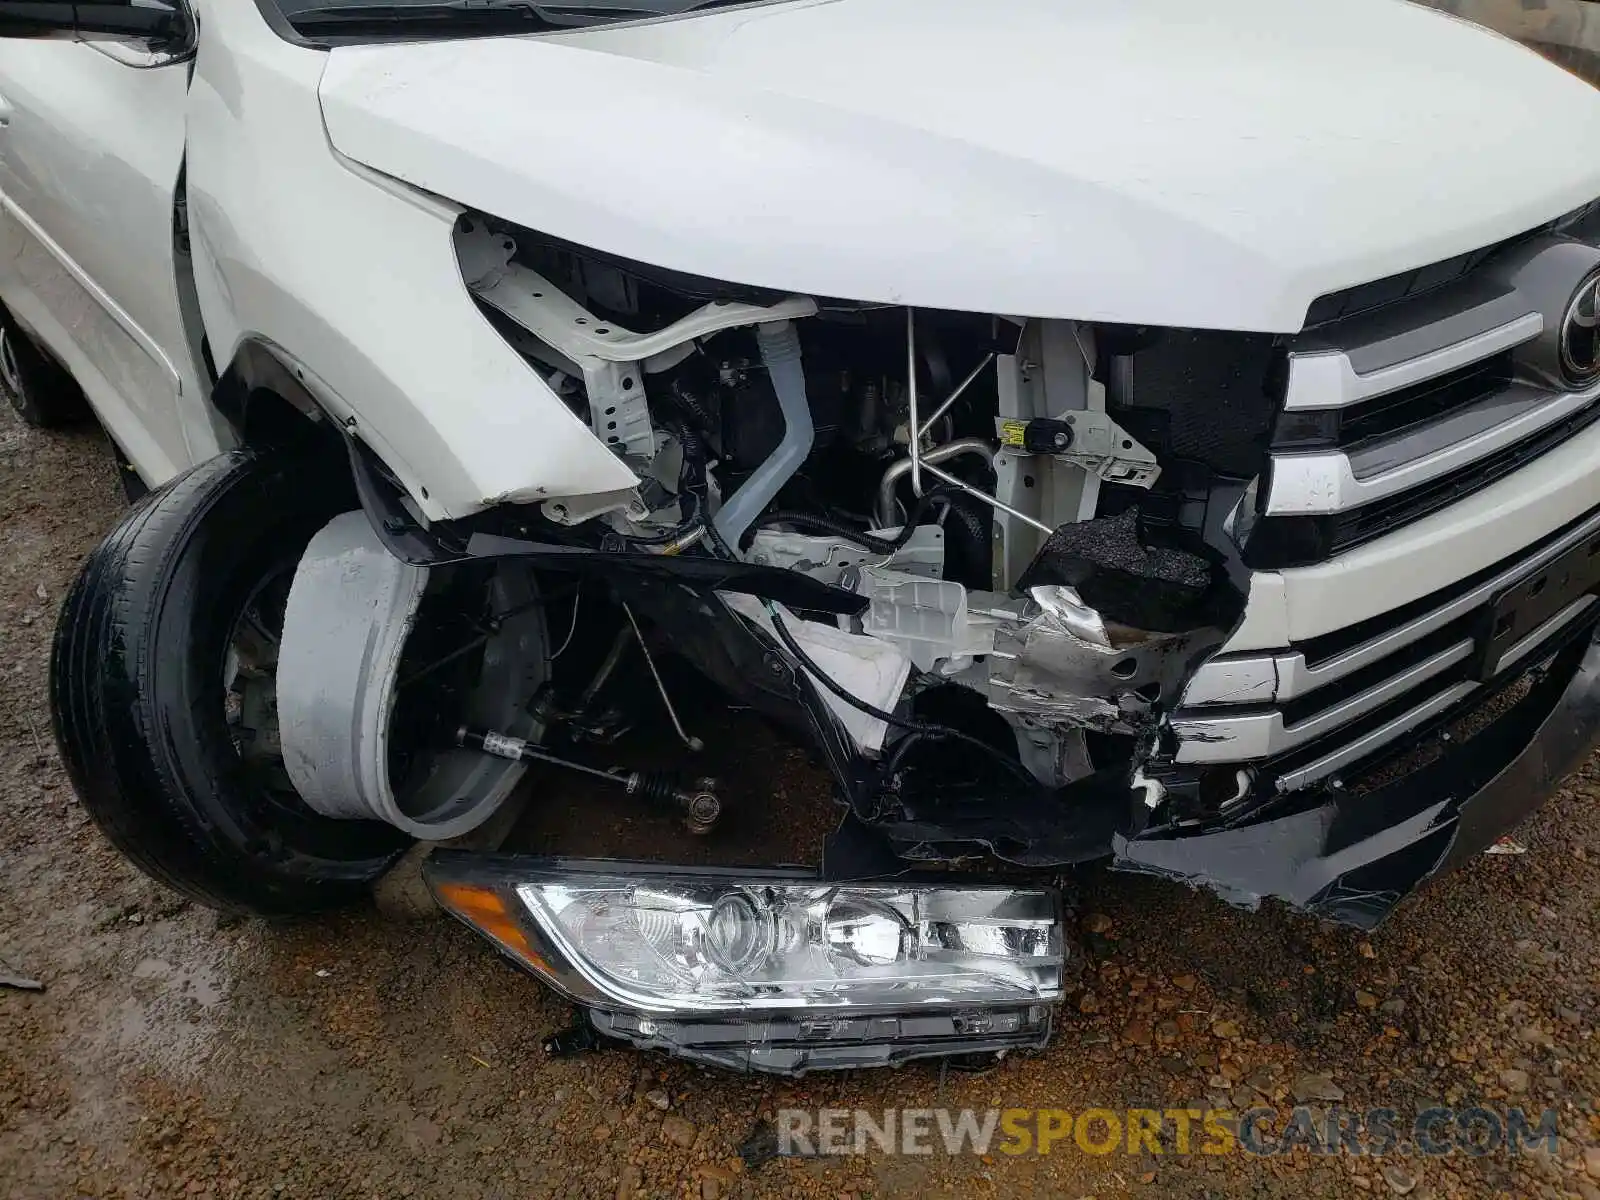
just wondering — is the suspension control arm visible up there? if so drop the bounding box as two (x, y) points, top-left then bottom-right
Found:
(455, 726), (722, 835)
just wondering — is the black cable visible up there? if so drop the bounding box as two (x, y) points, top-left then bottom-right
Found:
(661, 416), (740, 561)
(612, 419), (708, 551)
(704, 516), (739, 562)
(940, 493), (990, 551)
(667, 416), (741, 562)
(671, 419), (708, 489)
(766, 606), (1038, 789)
(607, 491), (704, 549)
(664, 377), (717, 439)
(870, 729), (928, 797)
(742, 488), (960, 555)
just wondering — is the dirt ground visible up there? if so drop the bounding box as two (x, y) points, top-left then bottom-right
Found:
(5, 395), (1600, 1200)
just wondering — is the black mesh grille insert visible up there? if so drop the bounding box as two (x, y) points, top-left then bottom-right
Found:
(1326, 402), (1600, 552)
(1338, 354), (1515, 452)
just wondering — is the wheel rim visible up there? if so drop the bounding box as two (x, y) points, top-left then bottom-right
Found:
(224, 562), (303, 805)
(0, 325), (24, 404)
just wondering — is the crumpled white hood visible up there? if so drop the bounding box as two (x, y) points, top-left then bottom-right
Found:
(319, 0), (1600, 332)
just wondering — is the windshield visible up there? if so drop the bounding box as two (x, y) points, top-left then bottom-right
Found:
(269, 0), (782, 42)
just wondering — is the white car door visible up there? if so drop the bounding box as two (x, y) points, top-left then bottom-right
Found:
(0, 7), (215, 483)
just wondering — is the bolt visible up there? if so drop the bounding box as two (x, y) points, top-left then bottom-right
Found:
(681, 789), (721, 836)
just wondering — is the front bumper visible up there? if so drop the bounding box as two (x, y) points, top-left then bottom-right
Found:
(1115, 624), (1600, 928)
(424, 628), (1600, 1074)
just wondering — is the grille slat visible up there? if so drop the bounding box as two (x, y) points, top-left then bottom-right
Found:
(1252, 232), (1600, 565)
(1175, 591), (1598, 788)
(1185, 505), (1600, 709)
(1177, 213), (1600, 787)
(1262, 381), (1600, 519)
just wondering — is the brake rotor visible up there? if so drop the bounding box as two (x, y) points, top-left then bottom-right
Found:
(274, 511), (548, 839)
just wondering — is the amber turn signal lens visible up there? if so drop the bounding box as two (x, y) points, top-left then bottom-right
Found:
(432, 882), (549, 974)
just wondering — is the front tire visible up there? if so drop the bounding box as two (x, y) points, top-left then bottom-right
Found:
(51, 446), (408, 915)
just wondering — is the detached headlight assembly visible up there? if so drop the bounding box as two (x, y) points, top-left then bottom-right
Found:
(424, 855), (1064, 1017)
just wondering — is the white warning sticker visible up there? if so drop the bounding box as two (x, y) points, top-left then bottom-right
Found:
(481, 731), (527, 760)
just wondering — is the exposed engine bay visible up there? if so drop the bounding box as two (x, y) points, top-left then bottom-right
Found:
(286, 217), (1275, 870)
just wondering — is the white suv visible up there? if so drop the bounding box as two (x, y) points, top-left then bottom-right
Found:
(7, 0), (1600, 1074)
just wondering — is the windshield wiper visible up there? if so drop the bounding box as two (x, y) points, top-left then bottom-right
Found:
(532, 0), (771, 14)
(288, 2), (565, 33)
(288, 0), (766, 33)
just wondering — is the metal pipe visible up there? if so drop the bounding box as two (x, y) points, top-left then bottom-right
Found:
(914, 351), (996, 444)
(875, 437), (999, 527)
(622, 601), (704, 752)
(578, 623), (632, 710)
(921, 460), (1054, 535)
(906, 308), (923, 496)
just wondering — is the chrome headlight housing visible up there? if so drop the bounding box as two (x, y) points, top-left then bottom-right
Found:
(425, 856), (1064, 1017)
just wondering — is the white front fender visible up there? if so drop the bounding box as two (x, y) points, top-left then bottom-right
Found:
(185, 0), (636, 521)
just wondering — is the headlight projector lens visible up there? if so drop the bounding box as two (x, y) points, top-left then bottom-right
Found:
(704, 890), (776, 974)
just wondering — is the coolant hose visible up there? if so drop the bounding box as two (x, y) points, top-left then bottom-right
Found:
(713, 320), (814, 551)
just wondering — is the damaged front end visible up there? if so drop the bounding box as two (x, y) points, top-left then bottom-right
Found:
(424, 218), (1261, 862)
(288, 211), (1600, 1072)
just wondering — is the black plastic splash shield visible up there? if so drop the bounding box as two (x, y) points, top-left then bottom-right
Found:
(1113, 626), (1600, 928)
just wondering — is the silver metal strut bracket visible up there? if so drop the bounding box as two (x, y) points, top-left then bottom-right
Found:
(456, 224), (817, 462)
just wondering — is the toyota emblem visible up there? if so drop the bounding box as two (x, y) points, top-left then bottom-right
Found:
(1561, 272), (1600, 387)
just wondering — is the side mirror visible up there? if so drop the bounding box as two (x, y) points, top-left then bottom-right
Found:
(0, 2), (189, 45)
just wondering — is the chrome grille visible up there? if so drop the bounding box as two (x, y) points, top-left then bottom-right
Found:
(1164, 214), (1600, 793)
(1176, 505), (1600, 791)
(1174, 221), (1600, 792)
(1246, 234), (1600, 570)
